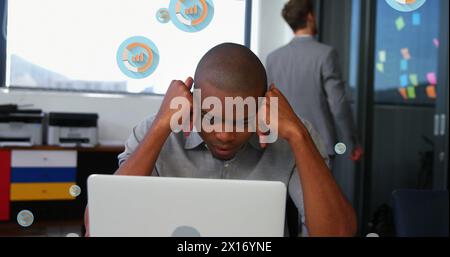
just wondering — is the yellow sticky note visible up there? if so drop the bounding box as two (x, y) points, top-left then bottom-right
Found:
(396, 17), (405, 31)
(379, 51), (386, 63)
(409, 74), (418, 86)
(376, 63), (384, 73)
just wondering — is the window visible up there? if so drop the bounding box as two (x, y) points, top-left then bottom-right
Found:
(5, 0), (248, 94)
(373, 0), (440, 105)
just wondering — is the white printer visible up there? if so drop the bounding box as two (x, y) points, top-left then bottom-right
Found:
(0, 106), (45, 147)
(47, 112), (99, 147)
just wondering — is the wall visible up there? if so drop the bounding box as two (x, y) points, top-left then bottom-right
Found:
(0, 89), (163, 143)
(251, 0), (292, 66)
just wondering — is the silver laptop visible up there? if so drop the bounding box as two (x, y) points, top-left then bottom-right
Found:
(87, 175), (287, 237)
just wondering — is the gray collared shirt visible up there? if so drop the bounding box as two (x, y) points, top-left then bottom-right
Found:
(118, 115), (329, 237)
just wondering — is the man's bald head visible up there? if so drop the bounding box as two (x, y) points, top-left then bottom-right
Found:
(194, 43), (267, 96)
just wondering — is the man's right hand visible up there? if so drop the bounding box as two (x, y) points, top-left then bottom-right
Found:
(154, 77), (194, 134)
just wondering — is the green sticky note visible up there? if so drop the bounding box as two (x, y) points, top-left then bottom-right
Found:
(409, 74), (419, 86)
(376, 63), (384, 73)
(396, 17), (405, 31)
(407, 86), (416, 99)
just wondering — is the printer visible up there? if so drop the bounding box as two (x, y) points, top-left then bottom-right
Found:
(0, 105), (45, 147)
(47, 112), (99, 147)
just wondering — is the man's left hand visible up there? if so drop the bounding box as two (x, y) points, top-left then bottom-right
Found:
(257, 84), (308, 148)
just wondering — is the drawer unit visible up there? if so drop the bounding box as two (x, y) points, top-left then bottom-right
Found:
(11, 150), (77, 167)
(11, 167), (77, 183)
(0, 150), (11, 220)
(0, 146), (121, 222)
(10, 183), (76, 201)
(10, 150), (77, 202)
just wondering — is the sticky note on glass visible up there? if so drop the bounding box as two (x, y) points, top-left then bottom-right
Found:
(376, 63), (384, 73)
(427, 72), (437, 85)
(398, 88), (408, 100)
(407, 86), (416, 99)
(400, 74), (409, 87)
(379, 51), (386, 63)
(426, 85), (437, 99)
(412, 13), (421, 26)
(433, 38), (440, 48)
(401, 60), (408, 71)
(401, 48), (411, 60)
(409, 74), (419, 86)
(396, 17), (405, 31)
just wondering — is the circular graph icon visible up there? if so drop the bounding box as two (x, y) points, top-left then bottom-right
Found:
(116, 36), (159, 79)
(385, 0), (427, 12)
(69, 185), (81, 197)
(169, 0), (214, 33)
(334, 142), (347, 155)
(156, 8), (171, 23)
(17, 210), (34, 227)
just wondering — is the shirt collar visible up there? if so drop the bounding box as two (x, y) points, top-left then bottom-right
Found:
(184, 132), (264, 152)
(295, 34), (314, 38)
(291, 35), (315, 43)
(184, 132), (205, 150)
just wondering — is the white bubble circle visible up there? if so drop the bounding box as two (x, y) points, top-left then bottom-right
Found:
(334, 142), (347, 155)
(17, 210), (34, 227)
(366, 233), (380, 237)
(66, 233), (80, 237)
(69, 185), (81, 197)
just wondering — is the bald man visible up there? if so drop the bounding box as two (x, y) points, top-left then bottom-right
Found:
(84, 43), (356, 237)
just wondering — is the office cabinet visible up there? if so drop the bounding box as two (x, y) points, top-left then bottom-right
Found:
(10, 150), (77, 202)
(0, 146), (122, 221)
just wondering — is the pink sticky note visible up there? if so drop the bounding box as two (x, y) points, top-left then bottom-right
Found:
(433, 38), (440, 48)
(427, 72), (437, 85)
(401, 48), (411, 60)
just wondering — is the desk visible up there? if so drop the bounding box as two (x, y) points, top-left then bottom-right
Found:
(0, 219), (83, 237)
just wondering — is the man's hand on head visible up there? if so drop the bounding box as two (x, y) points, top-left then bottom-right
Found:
(257, 84), (309, 148)
(154, 77), (194, 135)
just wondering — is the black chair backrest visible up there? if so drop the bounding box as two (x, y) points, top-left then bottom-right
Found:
(392, 190), (449, 237)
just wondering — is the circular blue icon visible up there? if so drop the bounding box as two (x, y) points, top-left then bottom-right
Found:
(156, 8), (171, 24)
(169, 0), (214, 33)
(385, 0), (427, 12)
(116, 36), (159, 79)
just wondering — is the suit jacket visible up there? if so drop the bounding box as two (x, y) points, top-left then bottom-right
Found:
(266, 36), (358, 156)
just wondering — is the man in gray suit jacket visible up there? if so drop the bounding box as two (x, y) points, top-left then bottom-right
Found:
(266, 0), (363, 165)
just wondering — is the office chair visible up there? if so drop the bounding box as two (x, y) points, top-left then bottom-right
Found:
(392, 189), (449, 237)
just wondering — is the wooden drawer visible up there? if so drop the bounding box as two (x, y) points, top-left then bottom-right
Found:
(10, 183), (76, 201)
(11, 150), (77, 168)
(11, 168), (77, 183)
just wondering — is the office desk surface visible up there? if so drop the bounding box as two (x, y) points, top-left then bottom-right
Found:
(0, 219), (83, 237)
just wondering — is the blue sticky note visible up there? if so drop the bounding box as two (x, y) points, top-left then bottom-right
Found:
(400, 74), (409, 87)
(401, 60), (408, 71)
(412, 13), (421, 26)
